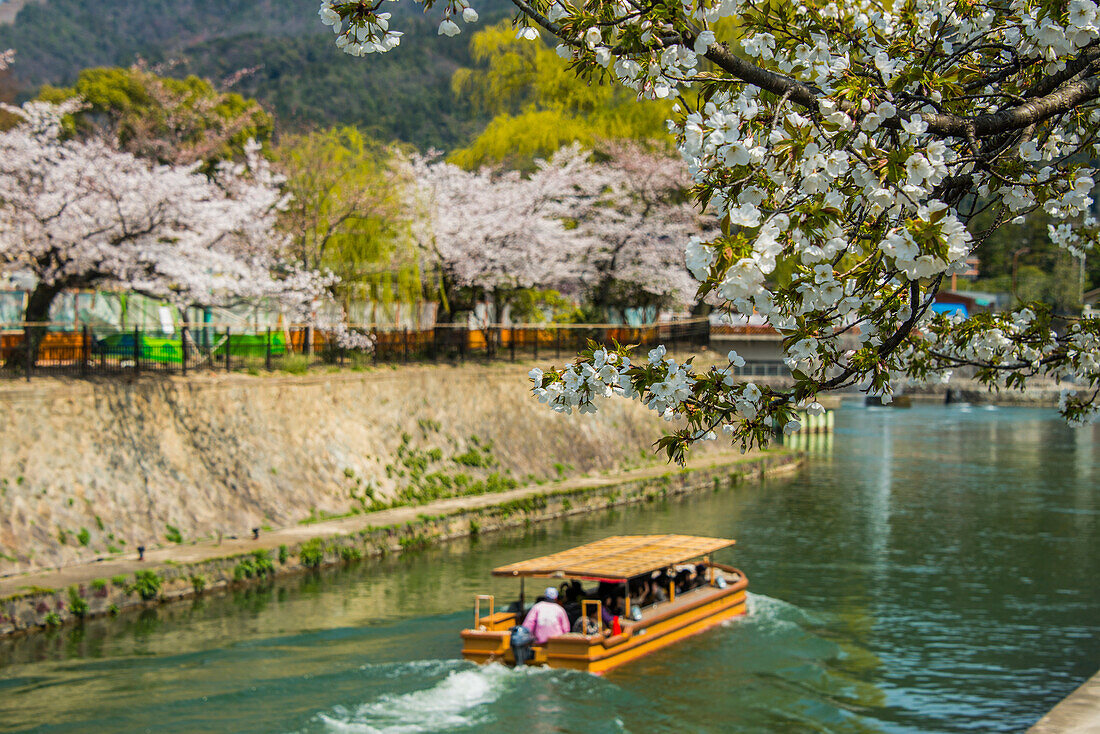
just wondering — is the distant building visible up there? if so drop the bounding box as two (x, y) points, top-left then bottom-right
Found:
(932, 289), (1009, 319)
(709, 312), (786, 376)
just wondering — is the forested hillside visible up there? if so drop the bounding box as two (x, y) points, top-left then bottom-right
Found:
(0, 0), (510, 147)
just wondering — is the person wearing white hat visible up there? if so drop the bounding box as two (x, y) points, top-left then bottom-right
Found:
(521, 586), (570, 644)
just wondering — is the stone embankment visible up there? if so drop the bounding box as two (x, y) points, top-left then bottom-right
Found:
(0, 362), (739, 575)
(1028, 668), (1100, 733)
(0, 449), (800, 638)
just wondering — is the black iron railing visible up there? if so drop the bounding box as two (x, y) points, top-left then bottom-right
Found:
(0, 319), (721, 380)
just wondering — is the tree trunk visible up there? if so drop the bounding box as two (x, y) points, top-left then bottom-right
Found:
(7, 280), (65, 369)
(435, 269), (457, 324)
(690, 301), (714, 318)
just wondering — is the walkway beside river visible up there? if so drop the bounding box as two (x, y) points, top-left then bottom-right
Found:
(1029, 669), (1100, 733)
(0, 449), (794, 602)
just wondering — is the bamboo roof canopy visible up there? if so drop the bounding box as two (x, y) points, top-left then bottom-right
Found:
(492, 534), (736, 581)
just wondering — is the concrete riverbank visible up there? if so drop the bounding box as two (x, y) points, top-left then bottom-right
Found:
(0, 449), (800, 638)
(1029, 670), (1100, 733)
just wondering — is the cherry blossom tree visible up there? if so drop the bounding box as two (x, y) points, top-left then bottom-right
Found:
(412, 142), (714, 320)
(0, 101), (329, 363)
(407, 146), (601, 320)
(323, 0), (1100, 453)
(561, 140), (718, 315)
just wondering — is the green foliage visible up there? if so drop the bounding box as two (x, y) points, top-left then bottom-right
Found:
(299, 539), (325, 569)
(67, 586), (89, 618)
(494, 493), (549, 517)
(453, 444), (494, 467)
(107, 604), (120, 616)
(417, 418), (441, 434)
(38, 66), (272, 169)
(165, 524), (183, 544)
(43, 612), (62, 627)
(76, 527), (91, 547)
(508, 289), (587, 324)
(181, 20), (495, 149)
(450, 109), (599, 171)
(394, 469), (516, 506)
(468, 519), (480, 536)
(273, 125), (422, 305)
(969, 208), (1098, 308)
(396, 441), (444, 479)
(278, 544), (289, 565)
(279, 354), (311, 375)
(110, 574), (128, 587)
(1, 1), (524, 147)
(2, 0), (500, 140)
(338, 545), (363, 562)
(129, 571), (161, 601)
(190, 575), (206, 594)
(398, 534), (430, 551)
(449, 22), (674, 170)
(90, 578), (109, 591)
(0, 0), (313, 85)
(233, 550), (275, 580)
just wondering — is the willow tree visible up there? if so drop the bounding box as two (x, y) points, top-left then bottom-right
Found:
(318, 0), (1100, 453)
(448, 21), (673, 169)
(273, 126), (420, 306)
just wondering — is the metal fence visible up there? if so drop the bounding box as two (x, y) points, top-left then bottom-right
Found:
(0, 319), (714, 380)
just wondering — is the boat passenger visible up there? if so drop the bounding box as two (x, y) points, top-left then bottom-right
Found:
(674, 568), (694, 593)
(647, 572), (668, 604)
(521, 586), (570, 644)
(560, 582), (582, 625)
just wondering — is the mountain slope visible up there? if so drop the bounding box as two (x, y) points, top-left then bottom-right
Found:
(0, 0), (511, 148)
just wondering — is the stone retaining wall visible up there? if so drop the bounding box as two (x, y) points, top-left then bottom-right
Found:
(0, 363), (730, 574)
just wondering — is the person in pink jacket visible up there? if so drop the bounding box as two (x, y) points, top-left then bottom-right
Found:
(522, 586), (571, 644)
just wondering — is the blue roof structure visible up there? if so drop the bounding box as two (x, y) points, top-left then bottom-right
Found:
(931, 302), (968, 318)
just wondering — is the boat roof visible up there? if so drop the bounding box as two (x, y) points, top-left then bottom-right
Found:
(491, 534), (735, 581)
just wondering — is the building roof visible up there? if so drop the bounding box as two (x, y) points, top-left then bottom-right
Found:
(491, 534), (735, 581)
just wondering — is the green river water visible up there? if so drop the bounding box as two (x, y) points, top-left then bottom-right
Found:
(0, 405), (1097, 733)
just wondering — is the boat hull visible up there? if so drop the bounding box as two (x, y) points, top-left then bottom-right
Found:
(461, 572), (748, 674)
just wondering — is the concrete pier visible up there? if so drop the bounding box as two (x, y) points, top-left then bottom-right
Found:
(1029, 670), (1100, 733)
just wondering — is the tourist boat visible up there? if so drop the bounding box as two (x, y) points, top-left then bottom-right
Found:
(460, 534), (748, 674)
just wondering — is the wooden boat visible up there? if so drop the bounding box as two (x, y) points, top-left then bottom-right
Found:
(460, 534), (748, 674)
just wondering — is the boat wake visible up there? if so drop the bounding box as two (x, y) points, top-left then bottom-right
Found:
(315, 660), (561, 733)
(741, 591), (826, 629)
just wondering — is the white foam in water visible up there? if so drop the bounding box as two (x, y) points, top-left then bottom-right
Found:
(743, 591), (823, 628)
(318, 663), (513, 733)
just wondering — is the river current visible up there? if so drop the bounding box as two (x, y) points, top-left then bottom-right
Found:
(0, 405), (1097, 733)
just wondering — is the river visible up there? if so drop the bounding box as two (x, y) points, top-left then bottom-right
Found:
(0, 405), (1097, 733)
